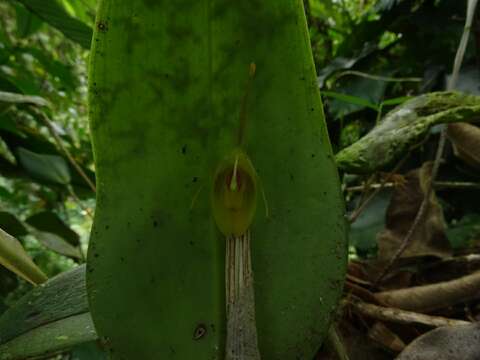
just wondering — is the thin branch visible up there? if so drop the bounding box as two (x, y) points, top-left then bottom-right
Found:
(346, 181), (480, 191)
(346, 300), (471, 328)
(31, 107), (96, 193)
(374, 151), (444, 286)
(448, 0), (479, 89)
(335, 70), (423, 83)
(375, 270), (480, 312)
(67, 185), (93, 219)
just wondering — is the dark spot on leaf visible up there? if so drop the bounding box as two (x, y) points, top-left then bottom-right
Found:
(94, 253), (99, 258)
(189, 241), (194, 246)
(193, 324), (207, 340)
(311, 153), (315, 158)
(192, 177), (198, 183)
(182, 145), (187, 154)
(97, 21), (108, 32)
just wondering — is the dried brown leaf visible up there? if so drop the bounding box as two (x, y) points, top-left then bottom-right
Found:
(447, 123), (480, 169)
(377, 163), (452, 261)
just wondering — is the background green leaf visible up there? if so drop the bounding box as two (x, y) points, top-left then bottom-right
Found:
(0, 227), (47, 285)
(14, 0), (92, 49)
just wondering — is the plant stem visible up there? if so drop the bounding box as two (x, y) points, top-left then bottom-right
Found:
(225, 230), (261, 360)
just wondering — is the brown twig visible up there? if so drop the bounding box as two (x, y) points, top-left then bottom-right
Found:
(66, 185), (93, 219)
(346, 299), (471, 328)
(346, 180), (480, 192)
(31, 107), (96, 193)
(375, 270), (480, 312)
(345, 279), (386, 306)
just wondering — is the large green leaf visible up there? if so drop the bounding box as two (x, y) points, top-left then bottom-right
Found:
(0, 265), (103, 359)
(28, 225), (81, 259)
(0, 313), (96, 360)
(26, 211), (80, 247)
(87, 1), (347, 359)
(14, 0), (93, 49)
(17, 147), (71, 185)
(0, 212), (27, 238)
(0, 227), (47, 285)
(14, 3), (43, 38)
(0, 265), (87, 344)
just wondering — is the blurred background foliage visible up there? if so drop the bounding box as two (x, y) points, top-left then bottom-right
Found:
(0, 0), (95, 312)
(0, 0), (479, 357)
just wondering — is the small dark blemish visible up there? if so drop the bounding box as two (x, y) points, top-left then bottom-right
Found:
(181, 145), (187, 154)
(192, 177), (198, 183)
(310, 107), (315, 112)
(94, 253), (99, 258)
(120, 257), (125, 263)
(189, 241), (194, 246)
(311, 153), (315, 158)
(193, 324), (207, 340)
(97, 21), (108, 32)
(289, 174), (294, 181)
(153, 220), (158, 227)
(105, 225), (110, 230)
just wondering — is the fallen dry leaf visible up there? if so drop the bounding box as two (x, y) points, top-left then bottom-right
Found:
(377, 163), (452, 261)
(447, 123), (480, 170)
